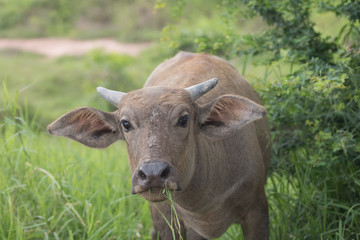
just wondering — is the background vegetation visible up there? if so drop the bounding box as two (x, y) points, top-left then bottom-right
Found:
(1, 0), (359, 239)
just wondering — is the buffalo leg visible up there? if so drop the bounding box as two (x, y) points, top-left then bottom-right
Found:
(240, 190), (269, 240)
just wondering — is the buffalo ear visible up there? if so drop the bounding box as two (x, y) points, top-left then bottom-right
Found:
(199, 95), (266, 138)
(47, 107), (121, 148)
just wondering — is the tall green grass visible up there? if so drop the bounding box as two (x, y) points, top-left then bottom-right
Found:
(0, 87), (153, 239)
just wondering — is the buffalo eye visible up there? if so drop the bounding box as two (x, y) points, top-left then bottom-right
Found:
(177, 114), (190, 128)
(121, 120), (132, 132)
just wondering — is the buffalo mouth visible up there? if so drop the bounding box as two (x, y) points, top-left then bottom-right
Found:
(131, 160), (181, 202)
(131, 181), (182, 202)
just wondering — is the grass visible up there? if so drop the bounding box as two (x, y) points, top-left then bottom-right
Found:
(1, 92), (153, 239)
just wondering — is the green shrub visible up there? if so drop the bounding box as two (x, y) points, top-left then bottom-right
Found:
(0, 0), (35, 29)
(263, 55), (360, 238)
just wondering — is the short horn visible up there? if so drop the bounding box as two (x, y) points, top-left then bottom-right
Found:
(185, 78), (218, 101)
(97, 87), (125, 107)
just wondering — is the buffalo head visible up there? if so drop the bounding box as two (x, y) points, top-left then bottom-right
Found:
(47, 78), (265, 202)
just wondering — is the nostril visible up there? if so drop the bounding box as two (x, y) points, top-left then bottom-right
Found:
(138, 170), (146, 180)
(160, 166), (170, 179)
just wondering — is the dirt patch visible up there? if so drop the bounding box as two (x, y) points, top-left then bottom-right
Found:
(0, 38), (151, 58)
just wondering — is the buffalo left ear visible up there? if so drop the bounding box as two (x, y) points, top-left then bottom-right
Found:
(199, 95), (266, 138)
(47, 107), (121, 148)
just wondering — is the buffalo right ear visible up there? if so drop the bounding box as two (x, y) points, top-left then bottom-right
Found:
(199, 95), (266, 138)
(47, 107), (122, 148)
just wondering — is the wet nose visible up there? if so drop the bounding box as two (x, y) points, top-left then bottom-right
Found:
(138, 161), (171, 181)
(131, 160), (181, 194)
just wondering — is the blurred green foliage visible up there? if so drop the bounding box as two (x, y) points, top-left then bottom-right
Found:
(85, 51), (138, 92)
(0, 0), (170, 40)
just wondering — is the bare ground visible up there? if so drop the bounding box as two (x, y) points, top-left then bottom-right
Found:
(0, 38), (151, 58)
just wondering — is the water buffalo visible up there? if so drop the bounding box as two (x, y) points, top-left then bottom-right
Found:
(48, 51), (270, 239)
